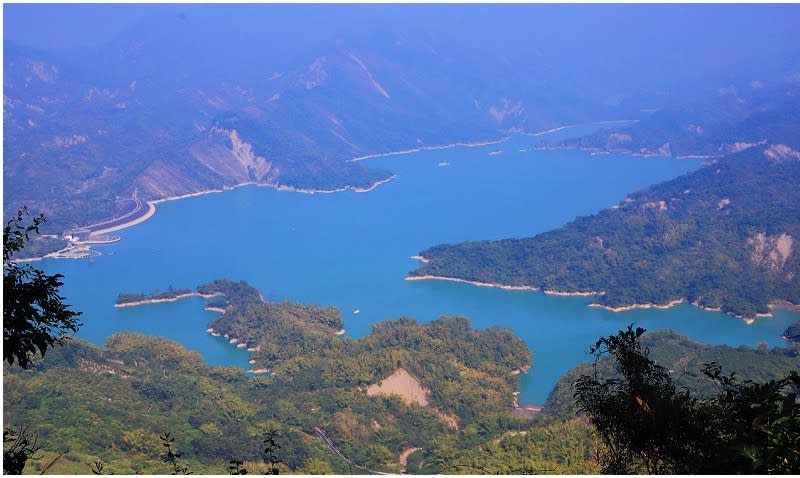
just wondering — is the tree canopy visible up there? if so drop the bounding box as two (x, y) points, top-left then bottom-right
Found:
(3, 207), (82, 368)
(574, 325), (800, 474)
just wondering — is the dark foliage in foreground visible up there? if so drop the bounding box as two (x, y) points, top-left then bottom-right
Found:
(574, 325), (800, 474)
(3, 208), (82, 368)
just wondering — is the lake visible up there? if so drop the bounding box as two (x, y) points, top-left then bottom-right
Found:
(39, 125), (800, 404)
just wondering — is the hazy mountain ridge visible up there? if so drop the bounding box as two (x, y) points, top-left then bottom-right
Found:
(4, 31), (529, 234)
(6, 5), (800, 242)
(539, 82), (800, 157)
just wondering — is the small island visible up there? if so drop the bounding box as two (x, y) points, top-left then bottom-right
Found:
(115, 287), (218, 307)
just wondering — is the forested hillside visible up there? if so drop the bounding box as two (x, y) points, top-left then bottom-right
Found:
(392, 328), (800, 474)
(6, 280), (798, 474)
(412, 144), (800, 318)
(4, 280), (532, 474)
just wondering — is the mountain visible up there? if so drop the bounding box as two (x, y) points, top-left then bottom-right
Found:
(539, 82), (800, 157)
(411, 141), (800, 319)
(7, 4), (800, 242)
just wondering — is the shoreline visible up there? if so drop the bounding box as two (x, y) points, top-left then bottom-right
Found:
(527, 119), (638, 137)
(407, 273), (794, 323)
(510, 364), (532, 376)
(406, 264), (599, 295)
(543, 289), (603, 297)
(349, 137), (510, 162)
(405, 274), (541, 291)
(588, 298), (686, 312)
(533, 143), (720, 161)
(406, 274), (603, 296)
(114, 292), (222, 308)
(353, 175), (397, 192)
(43, 123), (633, 260)
(45, 174), (401, 262)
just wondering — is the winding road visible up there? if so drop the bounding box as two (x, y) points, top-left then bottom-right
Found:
(314, 427), (392, 475)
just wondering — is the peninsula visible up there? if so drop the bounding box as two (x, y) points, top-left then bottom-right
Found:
(411, 144), (800, 320)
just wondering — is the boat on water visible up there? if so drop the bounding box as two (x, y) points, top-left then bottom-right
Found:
(438, 161), (450, 167)
(353, 309), (361, 315)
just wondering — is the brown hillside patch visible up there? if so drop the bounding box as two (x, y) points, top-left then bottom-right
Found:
(367, 368), (429, 406)
(367, 368), (460, 430)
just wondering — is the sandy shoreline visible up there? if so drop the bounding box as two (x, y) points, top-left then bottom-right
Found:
(588, 298), (685, 312)
(510, 364), (532, 376)
(210, 324), (268, 373)
(57, 174), (400, 258)
(349, 137), (510, 162)
(353, 175), (397, 192)
(769, 300), (800, 313)
(543, 289), (602, 296)
(114, 292), (222, 308)
(591, 298), (791, 324)
(32, 123), (638, 261)
(408, 274), (793, 323)
(405, 274), (540, 291)
(527, 119), (637, 137)
(52, 123), (628, 256)
(406, 271), (601, 295)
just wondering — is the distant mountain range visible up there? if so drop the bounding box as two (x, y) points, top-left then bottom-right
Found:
(6, 4), (800, 239)
(539, 82), (800, 156)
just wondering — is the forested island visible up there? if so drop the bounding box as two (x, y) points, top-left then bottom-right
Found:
(5, 280), (532, 474)
(115, 287), (196, 307)
(412, 144), (800, 319)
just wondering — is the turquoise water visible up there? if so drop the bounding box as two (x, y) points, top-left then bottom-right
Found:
(39, 126), (799, 404)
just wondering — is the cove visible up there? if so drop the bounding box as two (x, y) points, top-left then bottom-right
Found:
(38, 125), (800, 405)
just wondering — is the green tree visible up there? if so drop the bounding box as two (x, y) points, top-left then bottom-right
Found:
(573, 325), (706, 473)
(574, 325), (800, 474)
(4, 207), (82, 368)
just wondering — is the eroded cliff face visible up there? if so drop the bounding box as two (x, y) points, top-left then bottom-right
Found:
(129, 127), (278, 201)
(764, 144), (800, 163)
(191, 127), (274, 183)
(748, 232), (795, 275)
